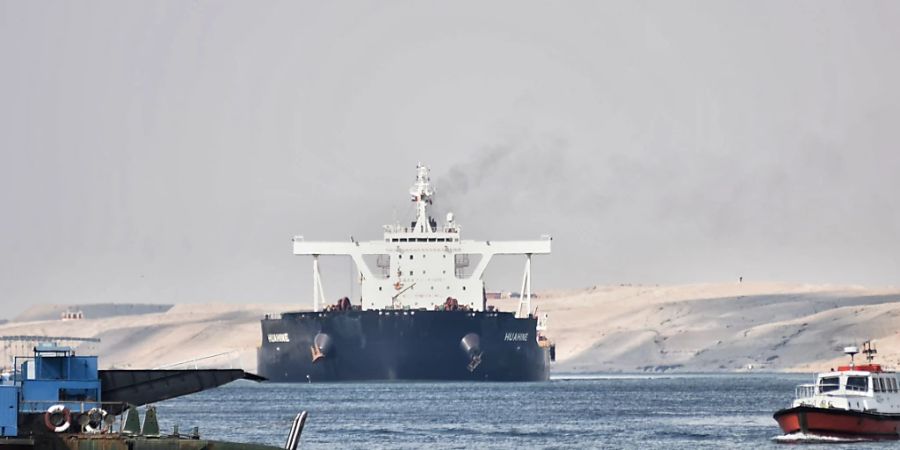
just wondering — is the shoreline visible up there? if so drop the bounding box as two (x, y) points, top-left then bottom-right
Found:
(1, 282), (897, 374)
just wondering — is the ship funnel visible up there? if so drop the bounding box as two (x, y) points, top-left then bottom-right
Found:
(460, 333), (483, 372)
(310, 333), (333, 363)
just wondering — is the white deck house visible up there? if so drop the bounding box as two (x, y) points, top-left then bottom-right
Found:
(292, 165), (551, 316)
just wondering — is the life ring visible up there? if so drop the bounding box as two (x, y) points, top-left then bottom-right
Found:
(84, 407), (108, 433)
(44, 404), (71, 433)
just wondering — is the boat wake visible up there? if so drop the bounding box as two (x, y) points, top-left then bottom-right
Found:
(772, 432), (873, 444)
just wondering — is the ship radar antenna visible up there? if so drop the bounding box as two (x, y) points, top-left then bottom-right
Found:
(863, 340), (877, 363)
(409, 164), (435, 233)
(844, 345), (859, 369)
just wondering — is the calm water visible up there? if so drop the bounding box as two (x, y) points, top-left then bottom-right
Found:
(152, 373), (897, 449)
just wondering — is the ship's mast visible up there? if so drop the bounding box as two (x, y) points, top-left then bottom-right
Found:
(409, 164), (434, 233)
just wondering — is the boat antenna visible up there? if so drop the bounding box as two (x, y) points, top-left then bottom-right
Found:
(863, 340), (877, 363)
(844, 345), (859, 369)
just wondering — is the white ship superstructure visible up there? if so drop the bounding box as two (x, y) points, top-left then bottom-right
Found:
(292, 165), (551, 315)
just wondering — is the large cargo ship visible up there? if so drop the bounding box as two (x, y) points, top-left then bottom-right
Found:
(258, 165), (554, 382)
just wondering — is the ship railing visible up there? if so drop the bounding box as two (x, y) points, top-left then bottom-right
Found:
(794, 382), (848, 400)
(794, 384), (817, 400)
(383, 225), (460, 234)
(19, 399), (130, 414)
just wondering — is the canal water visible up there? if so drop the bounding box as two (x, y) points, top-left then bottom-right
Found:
(154, 373), (892, 449)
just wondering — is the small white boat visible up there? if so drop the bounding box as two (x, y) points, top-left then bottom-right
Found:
(774, 341), (900, 439)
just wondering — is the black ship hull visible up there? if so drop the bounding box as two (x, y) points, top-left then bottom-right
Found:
(258, 310), (550, 382)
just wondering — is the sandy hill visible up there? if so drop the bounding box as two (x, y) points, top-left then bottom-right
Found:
(492, 282), (900, 373)
(0, 304), (297, 372)
(14, 303), (174, 322)
(2, 283), (899, 374)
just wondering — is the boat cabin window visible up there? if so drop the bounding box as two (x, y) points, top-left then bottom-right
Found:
(880, 377), (896, 393)
(819, 376), (840, 392)
(875, 378), (884, 393)
(846, 376), (868, 392)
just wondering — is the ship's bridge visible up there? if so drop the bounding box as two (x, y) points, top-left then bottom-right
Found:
(292, 164), (551, 317)
(383, 223), (460, 237)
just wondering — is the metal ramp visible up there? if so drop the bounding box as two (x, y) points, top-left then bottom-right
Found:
(99, 369), (265, 414)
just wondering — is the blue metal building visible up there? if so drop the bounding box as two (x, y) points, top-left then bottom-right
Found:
(1, 345), (101, 437)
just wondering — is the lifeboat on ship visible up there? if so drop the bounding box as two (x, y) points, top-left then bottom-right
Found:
(774, 341), (900, 440)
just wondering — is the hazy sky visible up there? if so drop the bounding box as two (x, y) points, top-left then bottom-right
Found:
(2, 2), (900, 319)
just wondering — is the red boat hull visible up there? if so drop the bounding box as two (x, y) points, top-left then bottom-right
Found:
(774, 406), (900, 439)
